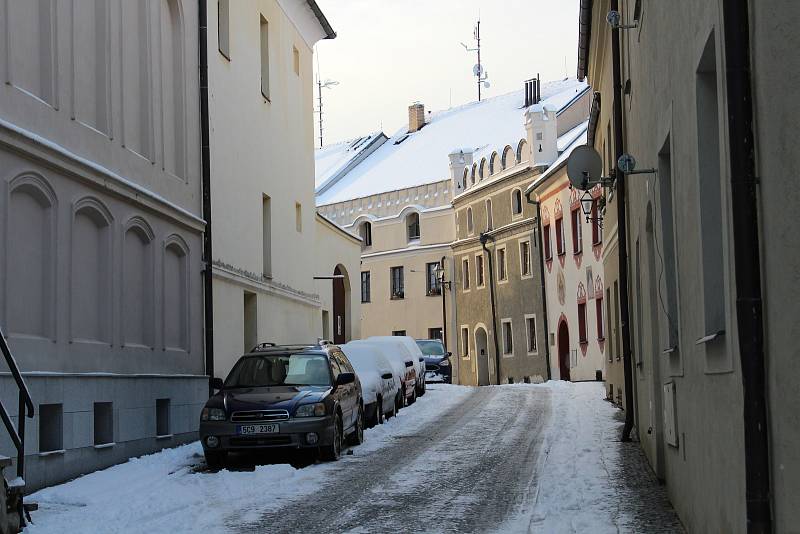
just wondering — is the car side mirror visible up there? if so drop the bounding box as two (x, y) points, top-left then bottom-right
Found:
(404, 361), (414, 368)
(381, 372), (393, 380)
(210, 377), (224, 391)
(445, 352), (453, 358)
(336, 372), (355, 386)
(418, 357), (424, 362)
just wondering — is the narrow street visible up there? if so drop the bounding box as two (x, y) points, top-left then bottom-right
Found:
(27, 383), (683, 533)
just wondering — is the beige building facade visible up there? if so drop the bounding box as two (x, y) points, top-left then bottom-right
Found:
(207, 0), (359, 378)
(580, 0), (800, 531)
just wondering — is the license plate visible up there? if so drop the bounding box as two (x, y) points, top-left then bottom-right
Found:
(237, 424), (279, 435)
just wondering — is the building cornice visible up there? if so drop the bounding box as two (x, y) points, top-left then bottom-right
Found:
(212, 261), (321, 307)
(451, 218), (535, 249)
(577, 0), (594, 80)
(276, 0), (336, 49)
(316, 212), (362, 244)
(361, 242), (452, 260)
(0, 119), (205, 232)
(453, 165), (537, 206)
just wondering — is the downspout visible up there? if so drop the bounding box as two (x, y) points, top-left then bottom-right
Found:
(199, 0), (214, 394)
(721, 0), (772, 531)
(610, 0), (636, 441)
(525, 191), (552, 381)
(480, 233), (502, 385)
(440, 256), (448, 350)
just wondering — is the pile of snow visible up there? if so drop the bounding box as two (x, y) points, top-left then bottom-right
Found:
(25, 384), (470, 534)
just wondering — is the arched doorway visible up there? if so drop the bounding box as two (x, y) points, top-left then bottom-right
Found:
(475, 327), (489, 386)
(333, 265), (351, 344)
(558, 320), (571, 381)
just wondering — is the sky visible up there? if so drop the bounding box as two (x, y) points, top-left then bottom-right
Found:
(313, 0), (581, 146)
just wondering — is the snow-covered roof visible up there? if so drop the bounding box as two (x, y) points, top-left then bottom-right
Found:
(315, 78), (589, 206)
(526, 121), (590, 194)
(314, 133), (387, 194)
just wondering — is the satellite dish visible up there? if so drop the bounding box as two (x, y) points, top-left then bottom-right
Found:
(566, 145), (603, 190)
(483, 81), (491, 89)
(473, 64), (484, 77)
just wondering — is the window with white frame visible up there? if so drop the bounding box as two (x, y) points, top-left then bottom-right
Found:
(571, 207), (582, 254)
(525, 315), (538, 354)
(497, 247), (507, 281)
(512, 189), (523, 216)
(461, 326), (470, 359)
(359, 221), (372, 247)
(462, 258), (470, 291)
(519, 240), (531, 277)
(406, 212), (420, 241)
(485, 199), (493, 231)
(501, 319), (513, 355)
(390, 266), (404, 299)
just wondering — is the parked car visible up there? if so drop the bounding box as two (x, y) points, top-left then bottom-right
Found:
(416, 339), (452, 383)
(369, 336), (427, 397)
(352, 338), (417, 406)
(199, 343), (364, 467)
(341, 342), (400, 426)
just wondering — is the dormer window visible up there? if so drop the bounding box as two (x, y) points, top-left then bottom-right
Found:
(406, 212), (420, 241)
(359, 221), (372, 248)
(512, 189), (523, 216)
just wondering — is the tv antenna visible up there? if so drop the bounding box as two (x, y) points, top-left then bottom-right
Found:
(315, 53), (338, 148)
(461, 19), (489, 101)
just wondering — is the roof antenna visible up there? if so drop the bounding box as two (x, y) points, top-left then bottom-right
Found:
(315, 49), (338, 148)
(461, 17), (490, 102)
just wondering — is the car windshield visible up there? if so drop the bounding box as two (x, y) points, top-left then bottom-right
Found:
(224, 353), (331, 388)
(416, 340), (445, 356)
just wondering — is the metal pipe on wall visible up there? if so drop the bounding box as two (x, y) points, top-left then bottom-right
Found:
(480, 233), (502, 385)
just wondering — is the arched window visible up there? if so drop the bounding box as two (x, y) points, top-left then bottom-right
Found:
(164, 238), (189, 351)
(479, 158), (487, 180)
(462, 168), (469, 190)
(406, 212), (420, 241)
(466, 207), (474, 235)
(502, 145), (515, 169)
(489, 152), (499, 175)
(516, 139), (529, 163)
(359, 221), (372, 247)
(470, 164), (477, 185)
(512, 189), (523, 216)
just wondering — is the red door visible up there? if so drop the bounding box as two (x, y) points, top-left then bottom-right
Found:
(558, 321), (571, 381)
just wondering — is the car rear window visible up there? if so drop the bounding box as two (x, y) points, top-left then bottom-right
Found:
(225, 353), (331, 388)
(416, 340), (445, 356)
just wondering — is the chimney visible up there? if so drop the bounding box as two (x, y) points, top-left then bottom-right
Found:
(408, 102), (425, 133)
(523, 77), (541, 107)
(448, 148), (474, 192)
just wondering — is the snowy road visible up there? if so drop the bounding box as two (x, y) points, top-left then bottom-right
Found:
(26, 382), (683, 533)
(238, 386), (550, 533)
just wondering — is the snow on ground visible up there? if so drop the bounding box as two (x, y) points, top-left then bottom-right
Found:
(25, 384), (472, 534)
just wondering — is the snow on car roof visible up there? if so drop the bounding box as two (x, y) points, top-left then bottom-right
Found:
(315, 78), (589, 206)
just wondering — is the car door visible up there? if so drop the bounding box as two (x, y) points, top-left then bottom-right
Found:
(333, 351), (357, 428)
(328, 356), (349, 425)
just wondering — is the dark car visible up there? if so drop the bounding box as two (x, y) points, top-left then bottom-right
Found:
(416, 339), (452, 384)
(199, 343), (364, 467)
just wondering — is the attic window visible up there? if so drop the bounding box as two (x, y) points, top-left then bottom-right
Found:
(394, 135), (410, 145)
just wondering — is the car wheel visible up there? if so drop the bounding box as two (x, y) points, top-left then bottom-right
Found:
(205, 451), (227, 469)
(321, 413), (343, 461)
(348, 404), (365, 446)
(419, 379), (427, 397)
(387, 397), (397, 419)
(376, 397), (384, 425)
(408, 389), (416, 405)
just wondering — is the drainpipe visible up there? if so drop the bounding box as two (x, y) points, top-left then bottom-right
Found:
(525, 191), (552, 381)
(440, 256), (448, 350)
(199, 0), (214, 394)
(610, 0), (636, 442)
(721, 0), (772, 531)
(480, 233), (502, 385)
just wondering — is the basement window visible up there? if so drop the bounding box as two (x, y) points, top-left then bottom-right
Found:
(39, 404), (63, 453)
(94, 402), (114, 446)
(156, 399), (171, 437)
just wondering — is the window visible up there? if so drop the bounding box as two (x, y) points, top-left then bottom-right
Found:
(426, 262), (441, 295)
(696, 31), (726, 338)
(359, 221), (372, 247)
(262, 195), (271, 276)
(218, 0), (230, 59)
(659, 136), (679, 353)
(520, 240), (531, 277)
(243, 291), (257, 352)
(39, 403), (63, 453)
(476, 253), (485, 287)
(596, 296), (605, 340)
(543, 224), (552, 260)
(361, 271), (371, 303)
(578, 302), (587, 344)
(525, 315), (538, 354)
(156, 398), (171, 436)
(322, 310), (330, 340)
(462, 258), (470, 291)
(497, 247), (507, 281)
(428, 327), (443, 341)
(295, 202), (302, 232)
(461, 326), (470, 359)
(94, 402), (113, 446)
(555, 217), (565, 256)
(406, 212), (420, 241)
(392, 330), (406, 337)
(485, 199), (493, 231)
(606, 287), (613, 361)
(571, 208), (582, 254)
(512, 189), (523, 216)
(259, 16), (270, 100)
(591, 199), (602, 244)
(502, 320), (513, 355)
(466, 207), (474, 235)
(613, 281), (621, 359)
(390, 266), (404, 299)
(293, 46), (300, 75)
